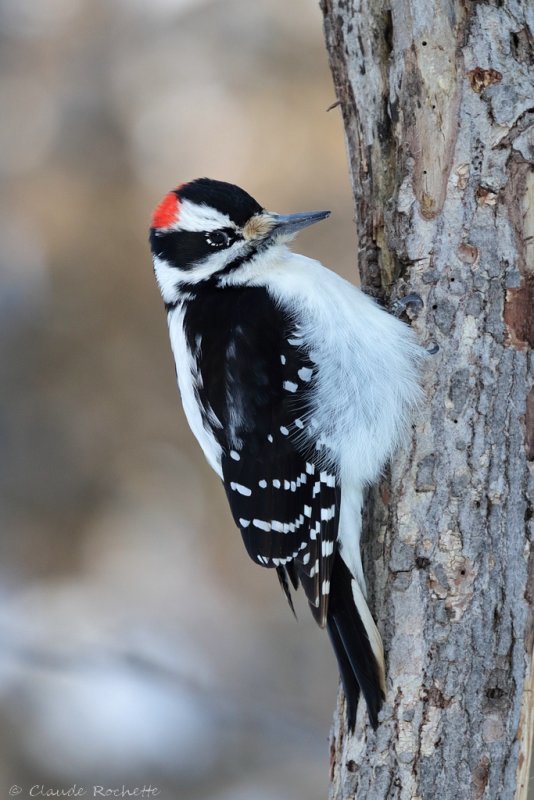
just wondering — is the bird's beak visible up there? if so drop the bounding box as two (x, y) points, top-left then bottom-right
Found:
(268, 209), (331, 239)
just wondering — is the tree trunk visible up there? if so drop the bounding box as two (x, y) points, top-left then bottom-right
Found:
(320, 2), (534, 798)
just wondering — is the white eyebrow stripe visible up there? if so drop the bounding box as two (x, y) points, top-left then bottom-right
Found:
(175, 199), (233, 232)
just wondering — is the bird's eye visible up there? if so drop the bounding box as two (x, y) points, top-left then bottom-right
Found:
(206, 230), (230, 248)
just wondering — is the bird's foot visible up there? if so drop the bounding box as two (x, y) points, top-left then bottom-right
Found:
(390, 293), (438, 354)
(390, 292), (424, 318)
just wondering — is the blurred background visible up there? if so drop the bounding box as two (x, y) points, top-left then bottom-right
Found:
(0, 0), (358, 797)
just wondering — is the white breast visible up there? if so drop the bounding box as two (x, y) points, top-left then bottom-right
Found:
(256, 249), (425, 487)
(167, 305), (223, 478)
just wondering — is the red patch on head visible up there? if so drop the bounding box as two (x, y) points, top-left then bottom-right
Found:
(151, 190), (181, 229)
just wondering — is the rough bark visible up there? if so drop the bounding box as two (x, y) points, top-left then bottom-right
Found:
(320, 2), (534, 798)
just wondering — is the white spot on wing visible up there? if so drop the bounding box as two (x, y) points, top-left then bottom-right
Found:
(280, 426), (289, 436)
(298, 367), (313, 382)
(280, 355), (286, 365)
(230, 482), (252, 497)
(230, 450), (240, 461)
(321, 504), (336, 521)
(320, 471), (336, 487)
(258, 479), (267, 488)
(304, 505), (312, 518)
(322, 540), (334, 556)
(283, 381), (298, 393)
(273, 479), (281, 489)
(253, 519), (271, 532)
(239, 518), (250, 528)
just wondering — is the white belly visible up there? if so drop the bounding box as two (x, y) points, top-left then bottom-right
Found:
(257, 250), (424, 486)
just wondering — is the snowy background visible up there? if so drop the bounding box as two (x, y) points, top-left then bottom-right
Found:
(0, 0), (359, 797)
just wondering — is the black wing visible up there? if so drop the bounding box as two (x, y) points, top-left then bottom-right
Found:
(183, 285), (340, 626)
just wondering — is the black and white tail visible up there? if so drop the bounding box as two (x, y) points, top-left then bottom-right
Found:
(326, 551), (385, 730)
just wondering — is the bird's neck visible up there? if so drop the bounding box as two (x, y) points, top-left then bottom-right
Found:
(155, 243), (294, 308)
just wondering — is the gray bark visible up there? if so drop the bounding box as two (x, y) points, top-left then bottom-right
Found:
(320, 2), (534, 798)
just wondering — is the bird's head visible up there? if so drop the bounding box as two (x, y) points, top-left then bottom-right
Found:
(149, 178), (330, 301)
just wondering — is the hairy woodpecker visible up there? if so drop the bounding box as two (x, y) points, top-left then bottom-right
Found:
(149, 178), (424, 730)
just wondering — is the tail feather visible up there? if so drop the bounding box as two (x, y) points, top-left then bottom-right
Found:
(276, 566), (297, 619)
(326, 616), (361, 730)
(327, 551), (385, 730)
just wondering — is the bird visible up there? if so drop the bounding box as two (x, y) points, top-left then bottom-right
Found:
(148, 178), (424, 730)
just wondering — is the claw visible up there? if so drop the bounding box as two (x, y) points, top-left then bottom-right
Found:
(390, 292), (424, 318)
